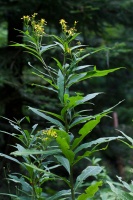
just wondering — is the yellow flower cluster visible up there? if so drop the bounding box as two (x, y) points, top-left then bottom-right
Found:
(59, 19), (78, 36)
(42, 128), (57, 138)
(21, 13), (47, 37)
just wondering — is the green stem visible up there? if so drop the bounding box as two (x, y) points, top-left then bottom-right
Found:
(70, 165), (75, 200)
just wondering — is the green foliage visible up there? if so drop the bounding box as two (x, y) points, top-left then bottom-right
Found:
(0, 14), (124, 199)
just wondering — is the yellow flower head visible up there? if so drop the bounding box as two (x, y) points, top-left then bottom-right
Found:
(59, 19), (67, 32)
(21, 13), (47, 37)
(59, 19), (67, 25)
(59, 19), (77, 36)
(32, 13), (38, 19)
(21, 15), (31, 24)
(42, 128), (57, 138)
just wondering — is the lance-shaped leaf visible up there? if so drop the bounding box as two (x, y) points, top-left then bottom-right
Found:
(116, 129), (133, 148)
(40, 44), (57, 54)
(76, 47), (110, 63)
(74, 136), (124, 154)
(72, 101), (123, 150)
(68, 32), (80, 43)
(76, 92), (102, 105)
(69, 115), (94, 129)
(75, 166), (103, 190)
(71, 114), (104, 150)
(0, 193), (19, 199)
(32, 72), (58, 90)
(39, 110), (64, 122)
(70, 44), (86, 51)
(67, 73), (87, 87)
(55, 155), (70, 174)
(117, 176), (133, 193)
(11, 149), (61, 157)
(57, 70), (65, 103)
(68, 66), (122, 88)
(0, 153), (21, 165)
(107, 181), (133, 200)
(80, 66), (122, 81)
(77, 181), (103, 200)
(47, 189), (71, 200)
(56, 136), (75, 164)
(73, 65), (92, 72)
(54, 41), (64, 51)
(28, 107), (65, 129)
(53, 57), (63, 71)
(32, 84), (58, 93)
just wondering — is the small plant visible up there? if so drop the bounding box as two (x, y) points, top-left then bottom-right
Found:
(0, 13), (123, 199)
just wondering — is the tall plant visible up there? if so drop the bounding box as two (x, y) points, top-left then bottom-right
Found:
(0, 13), (123, 200)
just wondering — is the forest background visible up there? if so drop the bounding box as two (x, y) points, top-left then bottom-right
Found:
(0, 0), (133, 194)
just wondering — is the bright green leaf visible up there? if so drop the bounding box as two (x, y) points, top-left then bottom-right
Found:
(77, 181), (102, 200)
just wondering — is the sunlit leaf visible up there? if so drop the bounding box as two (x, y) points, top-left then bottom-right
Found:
(77, 181), (102, 200)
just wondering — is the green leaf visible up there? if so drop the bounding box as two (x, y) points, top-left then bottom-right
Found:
(69, 115), (94, 129)
(24, 163), (46, 172)
(80, 66), (121, 81)
(70, 44), (86, 51)
(47, 189), (71, 200)
(56, 129), (70, 144)
(107, 181), (133, 200)
(8, 174), (31, 192)
(40, 44), (57, 54)
(74, 136), (124, 154)
(32, 84), (58, 93)
(77, 181), (103, 200)
(54, 41), (65, 51)
(55, 155), (70, 174)
(28, 107), (65, 129)
(25, 116), (30, 123)
(73, 65), (92, 72)
(52, 35), (64, 44)
(0, 153), (21, 164)
(67, 73), (86, 87)
(72, 114), (103, 150)
(53, 57), (63, 71)
(11, 149), (61, 156)
(71, 100), (122, 150)
(32, 72), (58, 89)
(76, 92), (102, 105)
(57, 70), (65, 103)
(68, 66), (122, 87)
(11, 43), (37, 54)
(64, 93), (83, 109)
(68, 32), (80, 43)
(56, 136), (75, 164)
(75, 166), (103, 190)
(116, 129), (133, 146)
(116, 176), (133, 193)
(74, 151), (92, 165)
(31, 123), (38, 134)
(39, 110), (64, 122)
(0, 193), (19, 199)
(76, 47), (110, 63)
(24, 50), (43, 63)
